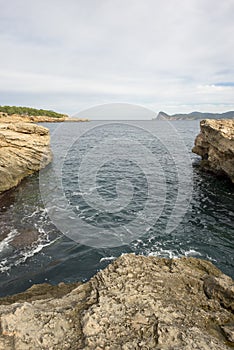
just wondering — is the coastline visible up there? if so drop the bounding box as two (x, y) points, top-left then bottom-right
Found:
(0, 113), (89, 123)
(0, 119), (233, 349)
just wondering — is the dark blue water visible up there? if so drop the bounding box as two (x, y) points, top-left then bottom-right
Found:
(0, 121), (233, 296)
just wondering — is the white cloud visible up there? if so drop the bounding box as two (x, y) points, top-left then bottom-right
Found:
(0, 0), (234, 117)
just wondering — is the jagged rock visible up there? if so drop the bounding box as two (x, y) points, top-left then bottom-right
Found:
(0, 254), (233, 349)
(0, 123), (52, 193)
(192, 119), (234, 182)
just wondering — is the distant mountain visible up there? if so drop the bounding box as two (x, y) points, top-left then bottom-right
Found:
(155, 111), (234, 120)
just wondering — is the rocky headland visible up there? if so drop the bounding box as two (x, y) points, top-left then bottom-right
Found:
(193, 119), (234, 183)
(0, 254), (233, 349)
(0, 123), (52, 193)
(0, 113), (89, 123)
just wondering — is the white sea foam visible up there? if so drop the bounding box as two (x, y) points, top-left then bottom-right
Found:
(147, 247), (217, 263)
(205, 254), (217, 262)
(0, 229), (19, 252)
(148, 249), (179, 259)
(0, 233), (59, 274)
(184, 249), (202, 257)
(99, 256), (116, 262)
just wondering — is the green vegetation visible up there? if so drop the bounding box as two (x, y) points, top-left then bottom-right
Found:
(0, 106), (66, 118)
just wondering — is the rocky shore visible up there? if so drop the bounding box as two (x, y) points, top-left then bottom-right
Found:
(0, 113), (89, 123)
(0, 254), (233, 349)
(193, 119), (234, 183)
(0, 119), (233, 349)
(0, 123), (52, 193)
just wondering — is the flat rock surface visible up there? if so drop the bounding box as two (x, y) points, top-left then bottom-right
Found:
(0, 122), (52, 193)
(192, 119), (234, 182)
(0, 254), (233, 349)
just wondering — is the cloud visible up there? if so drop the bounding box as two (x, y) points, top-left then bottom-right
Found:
(0, 0), (234, 117)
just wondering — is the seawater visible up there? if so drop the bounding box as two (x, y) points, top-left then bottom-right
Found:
(0, 120), (233, 296)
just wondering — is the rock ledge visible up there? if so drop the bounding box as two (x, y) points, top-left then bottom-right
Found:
(0, 254), (233, 349)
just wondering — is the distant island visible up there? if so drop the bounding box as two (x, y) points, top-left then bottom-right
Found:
(155, 110), (234, 120)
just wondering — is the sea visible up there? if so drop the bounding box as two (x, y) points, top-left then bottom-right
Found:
(0, 120), (233, 296)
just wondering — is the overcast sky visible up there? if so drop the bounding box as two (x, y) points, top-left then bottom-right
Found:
(0, 0), (234, 118)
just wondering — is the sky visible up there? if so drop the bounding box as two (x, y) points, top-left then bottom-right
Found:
(0, 0), (234, 119)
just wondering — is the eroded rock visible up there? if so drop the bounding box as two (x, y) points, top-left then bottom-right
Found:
(0, 123), (52, 193)
(192, 119), (234, 182)
(0, 255), (233, 349)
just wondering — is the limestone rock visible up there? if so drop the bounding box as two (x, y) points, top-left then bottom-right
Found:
(0, 112), (89, 123)
(0, 254), (233, 349)
(0, 112), (67, 123)
(192, 119), (234, 182)
(0, 123), (52, 193)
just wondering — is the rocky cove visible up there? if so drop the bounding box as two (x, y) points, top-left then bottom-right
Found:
(0, 119), (233, 349)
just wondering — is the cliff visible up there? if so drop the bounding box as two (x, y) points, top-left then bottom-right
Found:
(0, 123), (52, 193)
(0, 254), (233, 349)
(192, 119), (234, 183)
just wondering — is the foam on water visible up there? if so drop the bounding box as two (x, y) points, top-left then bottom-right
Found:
(99, 256), (116, 262)
(0, 229), (19, 253)
(0, 234), (59, 274)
